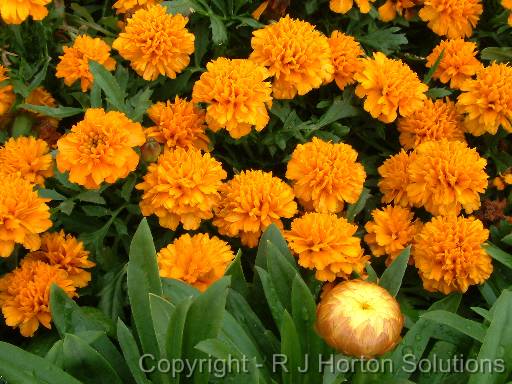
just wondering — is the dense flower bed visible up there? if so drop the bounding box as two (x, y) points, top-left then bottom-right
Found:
(0, 0), (512, 382)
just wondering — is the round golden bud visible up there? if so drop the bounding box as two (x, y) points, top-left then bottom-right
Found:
(315, 279), (404, 358)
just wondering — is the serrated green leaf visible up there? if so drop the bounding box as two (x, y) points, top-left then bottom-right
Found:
(18, 104), (84, 118)
(89, 61), (127, 113)
(210, 14), (228, 45)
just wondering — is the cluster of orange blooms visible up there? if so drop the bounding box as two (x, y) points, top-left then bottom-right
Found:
(1, 0), (511, 337)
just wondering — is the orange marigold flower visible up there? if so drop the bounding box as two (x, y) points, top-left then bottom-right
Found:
(213, 170), (297, 248)
(137, 147), (226, 230)
(426, 39), (482, 90)
(364, 205), (422, 264)
(192, 58), (272, 139)
(0, 0), (51, 24)
(378, 150), (414, 207)
(316, 280), (404, 358)
(157, 233), (234, 292)
(378, 0), (418, 22)
(0, 136), (53, 186)
(146, 96), (209, 151)
(56, 108), (145, 189)
(286, 137), (366, 214)
(397, 98), (465, 150)
(0, 175), (51, 257)
(250, 16), (334, 99)
(0, 65), (15, 116)
(354, 52), (428, 123)
(330, 0), (376, 13)
(457, 63), (512, 136)
(503, 0), (512, 26)
(0, 260), (76, 337)
(25, 86), (56, 108)
(113, 0), (158, 13)
(407, 140), (487, 216)
(329, 31), (364, 91)
(286, 212), (369, 282)
(413, 215), (492, 294)
(113, 4), (195, 81)
(56, 35), (116, 92)
(25, 231), (95, 288)
(419, 0), (483, 39)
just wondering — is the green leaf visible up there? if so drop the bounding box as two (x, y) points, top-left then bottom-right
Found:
(481, 47), (512, 63)
(166, 296), (193, 384)
(255, 224), (296, 271)
(358, 27), (407, 54)
(128, 87), (153, 122)
(225, 250), (249, 298)
(291, 275), (325, 384)
(256, 267), (286, 327)
(469, 290), (512, 384)
(89, 61), (127, 113)
(210, 14), (228, 45)
(379, 246), (411, 296)
(62, 334), (123, 384)
(280, 311), (302, 384)
(50, 285), (113, 337)
(0, 341), (81, 384)
(58, 199), (76, 215)
(346, 188), (371, 222)
(181, 277), (230, 383)
(485, 243), (512, 270)
(149, 294), (175, 356)
(37, 188), (66, 201)
(11, 114), (33, 137)
(426, 87), (452, 99)
(127, 219), (165, 383)
(420, 310), (486, 342)
(162, 0), (198, 15)
(365, 263), (378, 283)
(424, 49), (444, 84)
(76, 190), (106, 204)
(117, 319), (152, 384)
(267, 242), (297, 310)
(17, 104), (84, 118)
(162, 277), (200, 303)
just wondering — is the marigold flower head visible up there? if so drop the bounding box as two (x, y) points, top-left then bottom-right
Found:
(329, 31), (364, 91)
(137, 147), (226, 231)
(157, 233), (234, 292)
(56, 35), (116, 92)
(25, 86), (56, 108)
(250, 16), (334, 99)
(0, 136), (53, 186)
(0, 0), (51, 24)
(378, 150), (414, 207)
(330, 0), (376, 14)
(0, 65), (15, 116)
(503, 0), (512, 26)
(192, 58), (272, 139)
(286, 137), (366, 213)
(457, 63), (512, 136)
(0, 260), (76, 337)
(146, 97), (209, 151)
(286, 212), (369, 282)
(355, 52), (428, 123)
(25, 231), (95, 288)
(113, 0), (158, 13)
(0, 175), (52, 257)
(316, 280), (404, 358)
(419, 0), (483, 39)
(113, 4), (195, 81)
(378, 0), (418, 21)
(397, 99), (465, 150)
(426, 39), (482, 90)
(413, 215), (492, 294)
(213, 170), (297, 248)
(56, 108), (145, 189)
(407, 140), (487, 216)
(364, 205), (422, 265)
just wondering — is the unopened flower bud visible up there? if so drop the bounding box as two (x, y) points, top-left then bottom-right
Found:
(141, 138), (161, 163)
(316, 279), (404, 358)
